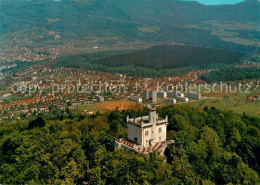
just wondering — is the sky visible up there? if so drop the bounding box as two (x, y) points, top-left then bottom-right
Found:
(180, 0), (246, 5)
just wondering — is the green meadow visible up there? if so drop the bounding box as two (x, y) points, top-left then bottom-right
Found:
(178, 93), (260, 118)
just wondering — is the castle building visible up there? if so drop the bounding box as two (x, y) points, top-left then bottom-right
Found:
(127, 106), (167, 147)
(115, 106), (173, 154)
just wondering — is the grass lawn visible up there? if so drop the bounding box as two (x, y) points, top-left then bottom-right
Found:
(177, 95), (260, 118)
(155, 87), (260, 117)
(74, 104), (105, 113)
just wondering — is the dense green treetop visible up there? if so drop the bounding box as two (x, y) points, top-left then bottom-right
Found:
(0, 105), (259, 184)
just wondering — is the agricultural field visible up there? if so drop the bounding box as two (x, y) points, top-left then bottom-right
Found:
(73, 100), (142, 114)
(184, 20), (260, 47)
(96, 100), (142, 111)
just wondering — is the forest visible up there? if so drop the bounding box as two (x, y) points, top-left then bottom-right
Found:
(201, 67), (260, 83)
(53, 45), (244, 77)
(0, 105), (259, 184)
(96, 45), (244, 69)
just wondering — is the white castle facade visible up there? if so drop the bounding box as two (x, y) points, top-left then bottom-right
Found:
(115, 106), (173, 155)
(127, 106), (168, 147)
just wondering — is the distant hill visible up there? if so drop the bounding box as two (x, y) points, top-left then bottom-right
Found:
(96, 45), (244, 69)
(0, 0), (259, 52)
(53, 45), (244, 77)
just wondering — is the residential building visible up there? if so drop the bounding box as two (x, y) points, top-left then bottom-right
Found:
(142, 90), (157, 103)
(176, 96), (189, 102)
(170, 91), (184, 98)
(130, 96), (142, 103)
(187, 92), (201, 100)
(148, 90), (157, 103)
(142, 90), (149, 100)
(95, 95), (104, 102)
(165, 98), (176, 104)
(157, 91), (167, 98)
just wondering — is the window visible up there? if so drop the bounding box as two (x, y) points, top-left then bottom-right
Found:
(158, 127), (162, 133)
(159, 137), (161, 141)
(145, 131), (149, 136)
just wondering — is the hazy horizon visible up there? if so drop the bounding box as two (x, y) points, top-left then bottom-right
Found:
(51, 0), (247, 4)
(180, 0), (246, 5)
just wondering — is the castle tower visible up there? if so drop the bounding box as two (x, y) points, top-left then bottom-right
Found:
(148, 106), (157, 124)
(149, 106), (157, 145)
